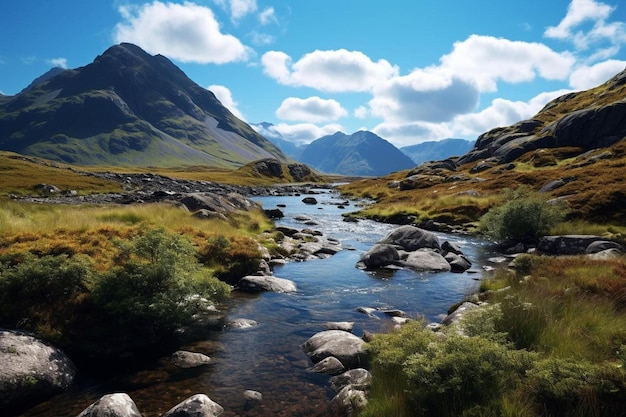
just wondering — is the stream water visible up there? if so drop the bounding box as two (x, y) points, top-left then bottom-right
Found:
(17, 188), (498, 417)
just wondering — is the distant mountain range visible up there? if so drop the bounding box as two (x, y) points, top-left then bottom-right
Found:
(401, 138), (474, 165)
(298, 130), (415, 176)
(0, 43), (287, 168)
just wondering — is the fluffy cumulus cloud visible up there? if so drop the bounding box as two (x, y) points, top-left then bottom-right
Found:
(261, 49), (399, 92)
(264, 122), (344, 144)
(208, 84), (245, 120)
(569, 59), (626, 89)
(114, 1), (251, 64)
(369, 69), (480, 123)
(214, 0), (257, 21)
(439, 35), (575, 92)
(276, 96), (347, 123)
(545, 0), (626, 59)
(372, 121), (453, 147)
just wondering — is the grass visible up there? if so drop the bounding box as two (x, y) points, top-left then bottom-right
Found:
(362, 253), (626, 417)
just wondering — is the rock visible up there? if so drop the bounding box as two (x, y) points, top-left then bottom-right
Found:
(77, 393), (142, 417)
(538, 235), (609, 255)
(444, 252), (472, 272)
(192, 209), (228, 221)
(162, 394), (224, 417)
(33, 183), (60, 194)
(379, 225), (440, 251)
(358, 244), (399, 269)
(275, 226), (299, 237)
(238, 275), (297, 293)
(323, 322), (355, 332)
(0, 329), (76, 409)
(440, 302), (479, 326)
(329, 368), (372, 393)
(585, 240), (624, 254)
(302, 197), (318, 205)
(302, 330), (368, 369)
(309, 356), (346, 375)
(329, 385), (368, 417)
(243, 390), (262, 402)
(263, 208), (284, 219)
(228, 318), (259, 329)
(170, 350), (211, 368)
(401, 249), (451, 272)
(589, 248), (624, 260)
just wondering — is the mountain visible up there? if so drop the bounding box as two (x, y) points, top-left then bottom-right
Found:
(401, 138), (475, 165)
(251, 122), (306, 160)
(0, 43), (288, 168)
(299, 130), (415, 176)
(458, 67), (626, 167)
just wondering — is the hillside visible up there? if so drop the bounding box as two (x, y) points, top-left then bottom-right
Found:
(340, 67), (626, 228)
(0, 43), (288, 168)
(401, 138), (475, 165)
(299, 130), (415, 176)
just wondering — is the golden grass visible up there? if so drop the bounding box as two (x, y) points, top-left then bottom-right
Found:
(0, 151), (123, 195)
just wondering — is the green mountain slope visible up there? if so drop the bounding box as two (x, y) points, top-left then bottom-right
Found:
(0, 43), (288, 168)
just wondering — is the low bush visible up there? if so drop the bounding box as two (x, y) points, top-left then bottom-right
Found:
(478, 186), (567, 243)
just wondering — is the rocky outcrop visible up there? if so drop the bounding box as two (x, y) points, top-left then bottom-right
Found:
(77, 393), (142, 417)
(302, 330), (368, 369)
(457, 68), (626, 168)
(237, 275), (297, 293)
(0, 329), (76, 410)
(357, 225), (472, 273)
(538, 235), (625, 255)
(162, 394), (224, 417)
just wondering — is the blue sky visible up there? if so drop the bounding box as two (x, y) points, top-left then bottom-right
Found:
(1, 0), (625, 147)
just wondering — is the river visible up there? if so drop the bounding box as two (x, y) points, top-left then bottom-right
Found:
(17, 188), (497, 417)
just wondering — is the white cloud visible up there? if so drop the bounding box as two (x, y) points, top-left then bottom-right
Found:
(251, 32), (275, 46)
(261, 49), (399, 92)
(372, 121), (453, 147)
(545, 0), (614, 40)
(214, 0), (257, 21)
(47, 57), (68, 69)
(545, 0), (626, 60)
(450, 89), (572, 139)
(267, 122), (344, 144)
(258, 6), (277, 25)
(276, 96), (347, 123)
(114, 1), (251, 64)
(439, 35), (575, 92)
(208, 84), (245, 120)
(569, 59), (626, 89)
(369, 69), (480, 123)
(354, 106), (368, 119)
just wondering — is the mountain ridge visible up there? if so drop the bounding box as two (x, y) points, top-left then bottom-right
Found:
(299, 130), (416, 176)
(0, 43), (288, 168)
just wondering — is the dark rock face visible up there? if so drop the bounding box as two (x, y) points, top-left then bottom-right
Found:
(457, 68), (626, 168)
(0, 330), (76, 410)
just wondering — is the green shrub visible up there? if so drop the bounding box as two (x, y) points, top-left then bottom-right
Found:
(479, 187), (567, 243)
(91, 228), (230, 343)
(365, 321), (536, 417)
(526, 357), (625, 417)
(0, 253), (93, 342)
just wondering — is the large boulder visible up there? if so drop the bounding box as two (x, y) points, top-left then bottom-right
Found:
(238, 275), (297, 293)
(77, 393), (142, 417)
(379, 225), (440, 251)
(302, 330), (367, 369)
(329, 385), (368, 417)
(329, 368), (372, 393)
(358, 244), (399, 269)
(401, 249), (451, 272)
(0, 329), (76, 409)
(162, 394), (224, 417)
